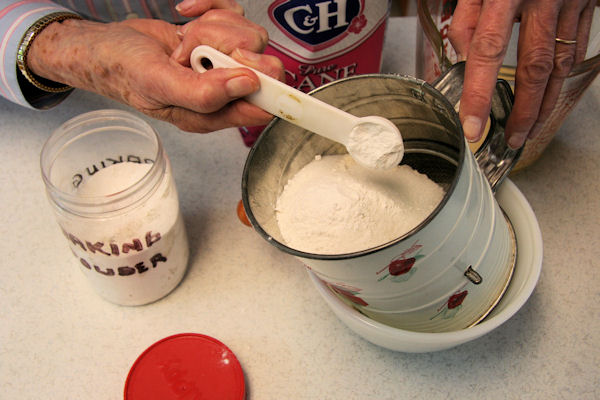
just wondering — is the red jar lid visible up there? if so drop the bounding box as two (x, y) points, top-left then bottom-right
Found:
(124, 333), (245, 400)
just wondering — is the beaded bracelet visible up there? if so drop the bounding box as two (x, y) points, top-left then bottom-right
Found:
(17, 12), (83, 93)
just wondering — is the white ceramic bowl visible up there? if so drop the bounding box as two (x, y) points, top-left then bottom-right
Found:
(308, 180), (542, 352)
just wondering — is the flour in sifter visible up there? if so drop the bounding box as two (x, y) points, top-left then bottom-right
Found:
(276, 155), (444, 254)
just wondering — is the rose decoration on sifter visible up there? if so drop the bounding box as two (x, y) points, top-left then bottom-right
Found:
(377, 241), (424, 282)
(430, 290), (469, 321)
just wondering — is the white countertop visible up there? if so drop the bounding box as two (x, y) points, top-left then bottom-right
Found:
(1, 17), (599, 399)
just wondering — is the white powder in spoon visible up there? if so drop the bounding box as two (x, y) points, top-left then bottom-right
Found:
(276, 154), (444, 254)
(347, 119), (404, 170)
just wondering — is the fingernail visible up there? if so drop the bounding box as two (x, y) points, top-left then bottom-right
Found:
(171, 43), (183, 62)
(178, 22), (191, 36)
(508, 133), (526, 150)
(226, 75), (257, 97)
(234, 48), (261, 62)
(176, 0), (195, 13)
(175, 26), (184, 39)
(462, 116), (482, 142)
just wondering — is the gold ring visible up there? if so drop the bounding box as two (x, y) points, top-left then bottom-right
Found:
(555, 37), (577, 45)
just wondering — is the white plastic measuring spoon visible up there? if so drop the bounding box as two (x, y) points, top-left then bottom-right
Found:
(190, 45), (404, 169)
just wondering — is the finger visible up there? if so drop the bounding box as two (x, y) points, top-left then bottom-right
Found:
(155, 101), (272, 133)
(196, 8), (268, 46)
(529, 3), (582, 139)
(162, 64), (262, 114)
(504, 2), (560, 148)
(575, 0), (596, 63)
(175, 0), (244, 17)
(458, 0), (518, 142)
(171, 10), (268, 65)
(447, 0), (483, 60)
(231, 48), (285, 81)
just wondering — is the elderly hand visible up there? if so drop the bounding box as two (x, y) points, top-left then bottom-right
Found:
(27, 8), (283, 133)
(448, 0), (596, 149)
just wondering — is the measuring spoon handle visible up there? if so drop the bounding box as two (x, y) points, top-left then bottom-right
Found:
(190, 46), (357, 145)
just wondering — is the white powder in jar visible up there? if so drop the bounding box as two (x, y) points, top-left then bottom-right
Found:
(67, 161), (189, 306)
(77, 161), (152, 196)
(275, 154), (444, 254)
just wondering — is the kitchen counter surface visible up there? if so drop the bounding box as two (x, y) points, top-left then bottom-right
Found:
(1, 17), (599, 399)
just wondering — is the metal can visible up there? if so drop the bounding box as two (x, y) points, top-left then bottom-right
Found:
(242, 65), (522, 332)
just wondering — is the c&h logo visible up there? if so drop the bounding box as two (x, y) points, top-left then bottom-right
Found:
(269, 0), (364, 51)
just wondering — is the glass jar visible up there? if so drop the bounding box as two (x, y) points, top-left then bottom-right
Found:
(40, 109), (189, 306)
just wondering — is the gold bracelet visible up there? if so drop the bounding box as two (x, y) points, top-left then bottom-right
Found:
(17, 12), (83, 93)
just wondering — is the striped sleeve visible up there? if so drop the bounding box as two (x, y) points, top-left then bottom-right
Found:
(0, 1), (75, 108)
(53, 0), (185, 23)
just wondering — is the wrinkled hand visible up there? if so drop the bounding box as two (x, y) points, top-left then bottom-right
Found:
(448, 0), (596, 149)
(28, 9), (284, 133)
